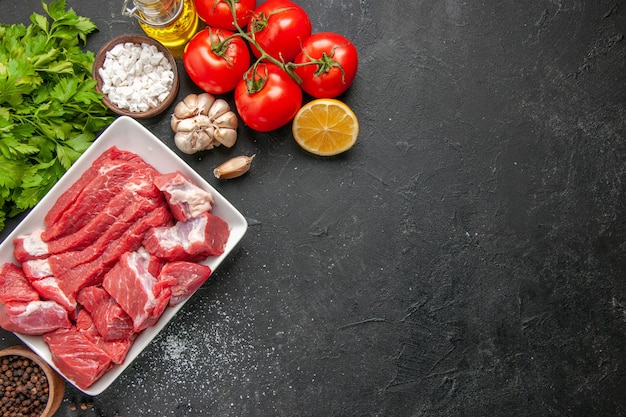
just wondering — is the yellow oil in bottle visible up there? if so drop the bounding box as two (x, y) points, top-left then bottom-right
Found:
(123, 0), (201, 57)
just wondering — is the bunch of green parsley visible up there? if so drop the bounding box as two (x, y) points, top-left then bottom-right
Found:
(0, 0), (114, 232)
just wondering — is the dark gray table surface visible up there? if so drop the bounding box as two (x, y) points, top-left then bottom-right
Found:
(1, 1), (625, 416)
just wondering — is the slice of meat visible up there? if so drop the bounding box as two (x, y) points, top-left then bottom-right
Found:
(41, 156), (159, 242)
(30, 277), (76, 314)
(75, 309), (135, 365)
(41, 176), (162, 257)
(44, 326), (112, 390)
(47, 190), (165, 277)
(0, 300), (71, 335)
(13, 230), (48, 264)
(102, 248), (172, 333)
(159, 261), (212, 306)
(77, 286), (134, 342)
(0, 263), (40, 304)
(143, 212), (230, 262)
(44, 146), (145, 228)
(154, 171), (214, 221)
(22, 259), (53, 282)
(56, 206), (172, 307)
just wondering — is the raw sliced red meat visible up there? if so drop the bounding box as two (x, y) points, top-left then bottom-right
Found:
(143, 212), (230, 262)
(0, 263), (40, 303)
(56, 206), (172, 306)
(46, 191), (165, 277)
(75, 309), (135, 364)
(159, 261), (212, 306)
(2, 146), (236, 389)
(21, 259), (53, 281)
(44, 147), (145, 228)
(31, 176), (162, 261)
(44, 326), (112, 390)
(30, 277), (76, 314)
(0, 300), (71, 335)
(13, 230), (48, 264)
(102, 248), (172, 333)
(154, 171), (214, 221)
(41, 157), (159, 242)
(77, 286), (134, 342)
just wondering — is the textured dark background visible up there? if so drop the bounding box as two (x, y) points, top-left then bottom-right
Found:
(1, 0), (625, 416)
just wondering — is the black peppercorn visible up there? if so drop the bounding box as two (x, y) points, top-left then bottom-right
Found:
(0, 355), (49, 417)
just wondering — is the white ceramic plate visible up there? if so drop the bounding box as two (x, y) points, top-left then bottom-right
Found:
(0, 116), (248, 395)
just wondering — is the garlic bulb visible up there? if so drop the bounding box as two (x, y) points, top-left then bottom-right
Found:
(171, 93), (238, 154)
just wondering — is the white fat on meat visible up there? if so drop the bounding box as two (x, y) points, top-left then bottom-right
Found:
(97, 158), (134, 175)
(128, 247), (158, 325)
(20, 301), (69, 326)
(151, 215), (207, 251)
(22, 259), (53, 280)
(31, 277), (75, 312)
(127, 248), (159, 311)
(168, 185), (213, 219)
(8, 300), (71, 335)
(102, 247), (171, 332)
(18, 230), (49, 258)
(154, 172), (214, 222)
(126, 178), (152, 192)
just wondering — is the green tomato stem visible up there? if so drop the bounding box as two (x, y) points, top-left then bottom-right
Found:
(221, 0), (308, 86)
(219, 0), (347, 91)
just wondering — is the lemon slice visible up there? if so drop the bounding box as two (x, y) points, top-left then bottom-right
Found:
(292, 98), (359, 156)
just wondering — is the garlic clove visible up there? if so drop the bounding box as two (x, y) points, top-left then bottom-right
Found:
(173, 94), (198, 118)
(182, 93), (199, 108)
(213, 111), (239, 130)
(196, 93), (216, 115)
(214, 127), (237, 148)
(174, 131), (198, 154)
(195, 130), (218, 151)
(175, 115), (212, 132)
(175, 129), (215, 154)
(170, 114), (182, 131)
(213, 155), (255, 179)
(208, 99), (231, 120)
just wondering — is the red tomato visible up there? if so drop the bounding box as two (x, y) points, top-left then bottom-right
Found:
(234, 63), (303, 132)
(293, 32), (358, 99)
(183, 27), (251, 94)
(248, 0), (312, 62)
(195, 0), (256, 31)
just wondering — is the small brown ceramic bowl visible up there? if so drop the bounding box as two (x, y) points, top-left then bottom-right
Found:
(0, 345), (65, 417)
(93, 34), (180, 118)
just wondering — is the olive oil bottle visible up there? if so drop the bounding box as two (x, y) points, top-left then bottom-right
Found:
(122, 0), (200, 56)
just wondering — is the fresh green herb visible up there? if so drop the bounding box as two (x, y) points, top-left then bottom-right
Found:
(0, 0), (114, 232)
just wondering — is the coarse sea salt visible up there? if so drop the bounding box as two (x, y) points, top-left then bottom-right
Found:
(99, 42), (174, 113)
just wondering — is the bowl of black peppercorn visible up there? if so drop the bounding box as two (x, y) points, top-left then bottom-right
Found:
(0, 345), (65, 417)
